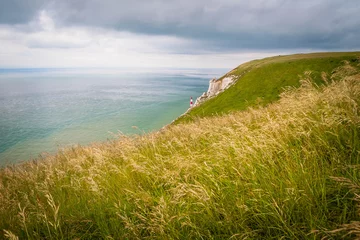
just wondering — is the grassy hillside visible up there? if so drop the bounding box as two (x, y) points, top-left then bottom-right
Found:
(178, 52), (360, 122)
(1, 53), (360, 239)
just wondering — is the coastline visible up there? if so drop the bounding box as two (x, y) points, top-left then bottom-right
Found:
(0, 68), (226, 166)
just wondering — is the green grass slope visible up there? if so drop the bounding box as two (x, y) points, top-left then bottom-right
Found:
(179, 52), (360, 122)
(1, 53), (360, 239)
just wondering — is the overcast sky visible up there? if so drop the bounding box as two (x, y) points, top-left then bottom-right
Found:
(0, 0), (359, 68)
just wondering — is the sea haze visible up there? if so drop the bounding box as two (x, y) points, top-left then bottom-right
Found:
(0, 68), (227, 165)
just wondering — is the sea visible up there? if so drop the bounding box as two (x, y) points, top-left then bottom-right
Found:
(0, 68), (227, 166)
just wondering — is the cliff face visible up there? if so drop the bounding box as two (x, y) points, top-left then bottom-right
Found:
(194, 75), (236, 106)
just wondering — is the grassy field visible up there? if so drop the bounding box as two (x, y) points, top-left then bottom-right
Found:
(1, 52), (360, 239)
(178, 51), (360, 122)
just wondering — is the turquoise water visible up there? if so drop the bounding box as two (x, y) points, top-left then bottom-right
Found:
(0, 68), (226, 165)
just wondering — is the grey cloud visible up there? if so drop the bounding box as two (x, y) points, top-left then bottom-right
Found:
(2, 0), (360, 52)
(0, 0), (47, 24)
(44, 0), (360, 51)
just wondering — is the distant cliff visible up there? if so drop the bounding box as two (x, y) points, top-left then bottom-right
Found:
(194, 75), (236, 106)
(168, 75), (237, 124)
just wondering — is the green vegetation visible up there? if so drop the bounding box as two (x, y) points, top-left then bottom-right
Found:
(1, 52), (360, 239)
(178, 52), (360, 122)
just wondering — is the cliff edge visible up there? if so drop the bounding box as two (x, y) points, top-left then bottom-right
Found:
(194, 75), (236, 106)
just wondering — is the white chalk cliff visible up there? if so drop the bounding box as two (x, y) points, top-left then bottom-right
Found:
(194, 75), (236, 106)
(167, 74), (237, 125)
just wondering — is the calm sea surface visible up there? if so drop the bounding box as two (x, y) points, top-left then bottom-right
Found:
(0, 68), (227, 165)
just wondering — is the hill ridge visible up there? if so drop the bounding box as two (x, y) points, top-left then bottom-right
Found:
(176, 51), (360, 123)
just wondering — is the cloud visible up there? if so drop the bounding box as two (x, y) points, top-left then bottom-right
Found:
(42, 0), (360, 51)
(0, 0), (46, 24)
(0, 19), (283, 69)
(0, 0), (359, 68)
(0, 13), (221, 68)
(26, 33), (91, 49)
(1, 0), (359, 52)
(38, 10), (55, 31)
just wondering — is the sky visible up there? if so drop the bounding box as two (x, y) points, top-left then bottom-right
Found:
(0, 0), (359, 69)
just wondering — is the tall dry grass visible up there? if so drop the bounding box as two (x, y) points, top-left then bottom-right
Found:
(1, 67), (360, 239)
